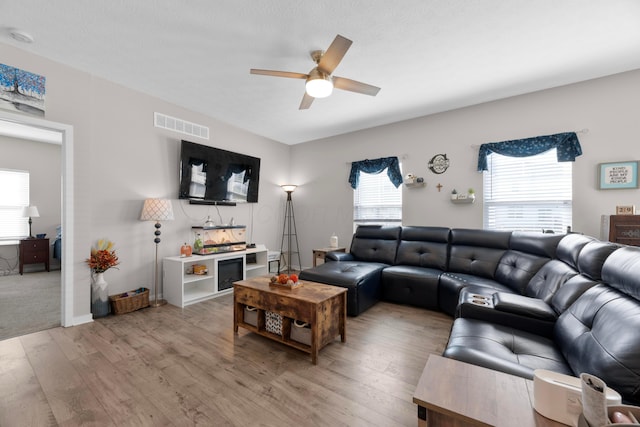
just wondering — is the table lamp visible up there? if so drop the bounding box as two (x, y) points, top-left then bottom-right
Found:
(23, 205), (40, 238)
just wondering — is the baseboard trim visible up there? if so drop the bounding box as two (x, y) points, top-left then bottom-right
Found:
(71, 314), (93, 326)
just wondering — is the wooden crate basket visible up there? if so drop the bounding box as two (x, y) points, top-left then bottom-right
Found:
(109, 288), (150, 315)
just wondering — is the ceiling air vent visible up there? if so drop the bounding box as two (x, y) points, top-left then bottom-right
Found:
(154, 112), (209, 140)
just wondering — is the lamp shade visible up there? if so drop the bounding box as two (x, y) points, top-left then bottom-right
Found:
(281, 185), (297, 193)
(140, 199), (174, 221)
(23, 205), (40, 218)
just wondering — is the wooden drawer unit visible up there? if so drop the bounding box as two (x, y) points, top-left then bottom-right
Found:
(609, 215), (640, 246)
(19, 238), (50, 275)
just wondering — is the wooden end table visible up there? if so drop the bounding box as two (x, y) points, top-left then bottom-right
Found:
(19, 238), (50, 275)
(233, 277), (347, 364)
(312, 247), (346, 267)
(413, 355), (567, 427)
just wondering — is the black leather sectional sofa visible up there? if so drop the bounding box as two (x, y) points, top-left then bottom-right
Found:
(299, 225), (640, 404)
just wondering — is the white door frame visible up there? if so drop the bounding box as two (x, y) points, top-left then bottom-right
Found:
(0, 110), (74, 327)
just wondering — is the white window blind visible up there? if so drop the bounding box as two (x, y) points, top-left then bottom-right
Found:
(483, 149), (572, 233)
(0, 169), (30, 239)
(354, 168), (402, 227)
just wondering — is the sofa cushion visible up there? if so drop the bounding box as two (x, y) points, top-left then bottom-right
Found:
(299, 261), (387, 316)
(326, 251), (354, 262)
(524, 259), (579, 304)
(549, 274), (600, 314)
(564, 246), (640, 404)
(349, 225), (401, 265)
(521, 238), (615, 308)
(495, 250), (551, 294)
(554, 283), (640, 404)
(381, 265), (441, 310)
(448, 229), (511, 279)
(577, 241), (620, 281)
(395, 226), (450, 270)
(450, 228), (512, 249)
(443, 318), (573, 379)
(555, 233), (595, 269)
(601, 246), (639, 298)
(509, 231), (564, 258)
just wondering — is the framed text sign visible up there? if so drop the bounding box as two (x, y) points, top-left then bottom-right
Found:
(599, 161), (639, 190)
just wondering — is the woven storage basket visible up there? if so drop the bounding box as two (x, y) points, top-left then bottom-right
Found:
(265, 311), (283, 335)
(109, 288), (150, 315)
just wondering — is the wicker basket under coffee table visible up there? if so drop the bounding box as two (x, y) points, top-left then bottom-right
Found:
(233, 276), (347, 364)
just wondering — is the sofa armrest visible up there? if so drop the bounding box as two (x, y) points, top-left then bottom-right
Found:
(492, 293), (557, 321)
(326, 252), (354, 262)
(457, 290), (557, 337)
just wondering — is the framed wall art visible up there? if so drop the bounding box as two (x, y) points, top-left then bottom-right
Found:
(0, 63), (46, 117)
(598, 161), (639, 190)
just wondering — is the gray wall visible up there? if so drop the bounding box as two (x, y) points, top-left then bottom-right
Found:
(3, 40), (640, 322)
(0, 135), (61, 272)
(291, 69), (640, 267)
(2, 42), (290, 323)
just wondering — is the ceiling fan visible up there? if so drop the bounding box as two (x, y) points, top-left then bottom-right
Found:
(250, 35), (381, 110)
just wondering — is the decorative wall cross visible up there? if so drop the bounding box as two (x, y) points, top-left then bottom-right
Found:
(436, 183), (443, 192)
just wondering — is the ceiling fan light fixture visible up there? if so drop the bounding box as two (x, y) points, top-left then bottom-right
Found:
(305, 69), (333, 98)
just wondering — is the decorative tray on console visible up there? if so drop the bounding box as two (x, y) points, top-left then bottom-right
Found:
(269, 274), (303, 289)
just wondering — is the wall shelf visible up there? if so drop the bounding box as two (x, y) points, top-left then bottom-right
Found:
(405, 181), (426, 188)
(451, 197), (476, 204)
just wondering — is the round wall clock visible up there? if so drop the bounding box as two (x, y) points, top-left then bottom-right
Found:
(428, 154), (450, 174)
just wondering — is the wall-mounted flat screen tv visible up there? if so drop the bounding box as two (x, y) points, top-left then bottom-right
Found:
(179, 140), (260, 204)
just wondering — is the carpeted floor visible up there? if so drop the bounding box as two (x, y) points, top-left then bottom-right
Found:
(0, 270), (60, 341)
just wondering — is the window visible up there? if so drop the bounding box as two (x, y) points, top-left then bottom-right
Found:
(0, 169), (30, 239)
(354, 167), (402, 229)
(483, 149), (572, 233)
(226, 170), (249, 201)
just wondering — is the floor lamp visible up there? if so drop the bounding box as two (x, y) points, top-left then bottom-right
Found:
(140, 198), (174, 307)
(279, 185), (301, 274)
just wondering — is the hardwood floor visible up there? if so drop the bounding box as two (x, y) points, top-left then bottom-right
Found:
(0, 293), (453, 426)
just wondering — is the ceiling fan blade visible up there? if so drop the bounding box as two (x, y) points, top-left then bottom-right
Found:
(250, 69), (308, 79)
(299, 92), (314, 110)
(333, 76), (381, 96)
(317, 35), (352, 74)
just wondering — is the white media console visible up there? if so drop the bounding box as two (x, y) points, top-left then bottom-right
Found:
(163, 244), (268, 308)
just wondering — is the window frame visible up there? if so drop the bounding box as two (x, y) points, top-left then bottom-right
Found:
(0, 168), (30, 240)
(482, 149), (572, 233)
(353, 166), (402, 230)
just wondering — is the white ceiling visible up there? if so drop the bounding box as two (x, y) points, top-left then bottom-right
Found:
(2, 1), (640, 145)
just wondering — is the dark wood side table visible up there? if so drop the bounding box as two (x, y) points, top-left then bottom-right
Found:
(609, 215), (640, 246)
(312, 247), (346, 267)
(19, 238), (50, 275)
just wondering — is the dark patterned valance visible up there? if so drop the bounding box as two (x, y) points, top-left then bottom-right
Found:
(477, 132), (582, 172)
(349, 156), (403, 189)
(223, 164), (252, 183)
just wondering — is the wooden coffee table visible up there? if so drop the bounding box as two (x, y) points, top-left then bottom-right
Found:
(233, 277), (347, 364)
(413, 355), (567, 427)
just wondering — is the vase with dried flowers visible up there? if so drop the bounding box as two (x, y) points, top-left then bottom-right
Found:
(86, 239), (120, 318)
